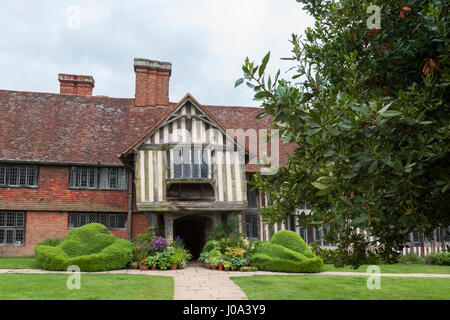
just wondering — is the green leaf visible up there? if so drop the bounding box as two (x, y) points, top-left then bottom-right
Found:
(254, 91), (268, 100)
(377, 102), (392, 115)
(234, 78), (244, 87)
(259, 51), (271, 78)
(246, 82), (256, 89)
(317, 176), (332, 184)
(368, 160), (377, 174)
(380, 110), (402, 118)
(352, 216), (367, 225)
(311, 182), (330, 190)
(256, 111), (268, 119)
(327, 127), (340, 136)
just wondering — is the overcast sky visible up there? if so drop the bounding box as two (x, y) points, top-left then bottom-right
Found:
(0, 0), (314, 106)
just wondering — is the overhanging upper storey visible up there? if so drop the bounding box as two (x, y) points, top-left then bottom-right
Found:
(120, 94), (248, 212)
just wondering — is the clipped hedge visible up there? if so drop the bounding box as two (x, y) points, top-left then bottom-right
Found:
(251, 230), (323, 273)
(424, 252), (450, 266)
(256, 242), (308, 262)
(270, 230), (315, 258)
(34, 223), (133, 272)
(251, 253), (323, 273)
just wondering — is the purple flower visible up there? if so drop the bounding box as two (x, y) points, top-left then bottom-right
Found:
(151, 236), (168, 252)
(174, 235), (183, 243)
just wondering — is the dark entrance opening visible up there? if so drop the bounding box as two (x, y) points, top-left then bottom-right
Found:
(174, 216), (209, 260)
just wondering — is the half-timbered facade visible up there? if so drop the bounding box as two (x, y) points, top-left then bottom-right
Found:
(0, 58), (297, 257)
(1, 58), (447, 258)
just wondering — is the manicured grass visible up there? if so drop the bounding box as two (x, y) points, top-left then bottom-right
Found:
(0, 257), (38, 269)
(232, 275), (450, 300)
(0, 274), (173, 300)
(323, 263), (450, 274)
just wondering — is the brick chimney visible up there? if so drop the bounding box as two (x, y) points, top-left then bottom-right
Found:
(58, 74), (95, 96)
(134, 58), (172, 107)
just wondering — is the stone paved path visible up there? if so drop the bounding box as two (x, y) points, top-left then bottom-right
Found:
(1, 265), (449, 300)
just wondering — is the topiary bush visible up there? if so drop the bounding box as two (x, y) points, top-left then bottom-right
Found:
(270, 230), (315, 258)
(251, 230), (323, 273)
(256, 242), (308, 262)
(34, 223), (133, 272)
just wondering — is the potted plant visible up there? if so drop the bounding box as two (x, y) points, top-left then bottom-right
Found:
(140, 260), (149, 271)
(157, 250), (172, 270)
(198, 251), (208, 267)
(178, 249), (191, 269)
(146, 255), (158, 270)
(169, 248), (184, 270)
(131, 261), (139, 270)
(205, 248), (222, 270)
(218, 258), (224, 271)
(223, 260), (232, 271)
(210, 257), (219, 270)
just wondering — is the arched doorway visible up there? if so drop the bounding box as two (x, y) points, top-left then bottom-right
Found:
(174, 216), (211, 260)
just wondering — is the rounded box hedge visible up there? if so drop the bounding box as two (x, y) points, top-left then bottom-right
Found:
(34, 223), (133, 272)
(251, 230), (323, 273)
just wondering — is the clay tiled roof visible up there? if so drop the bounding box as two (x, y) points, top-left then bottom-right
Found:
(0, 90), (295, 170)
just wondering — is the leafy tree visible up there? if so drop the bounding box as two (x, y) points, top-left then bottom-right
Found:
(237, 0), (449, 266)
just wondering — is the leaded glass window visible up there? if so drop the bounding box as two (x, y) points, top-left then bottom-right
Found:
(0, 164), (38, 187)
(0, 211), (26, 246)
(169, 148), (212, 180)
(69, 167), (127, 190)
(68, 213), (126, 230)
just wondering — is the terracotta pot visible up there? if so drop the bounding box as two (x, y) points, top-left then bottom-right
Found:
(132, 264), (138, 270)
(178, 265), (184, 270)
(140, 264), (149, 271)
(232, 269), (236, 272)
(206, 264), (210, 269)
(218, 264), (223, 271)
(151, 265), (157, 270)
(211, 266), (217, 270)
(171, 264), (177, 270)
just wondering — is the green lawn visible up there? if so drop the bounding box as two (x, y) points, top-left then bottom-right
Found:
(232, 275), (450, 300)
(323, 263), (450, 274)
(0, 274), (173, 300)
(0, 257), (38, 269)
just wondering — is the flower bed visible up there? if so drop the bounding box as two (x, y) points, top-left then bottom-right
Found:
(198, 235), (259, 271)
(132, 232), (192, 271)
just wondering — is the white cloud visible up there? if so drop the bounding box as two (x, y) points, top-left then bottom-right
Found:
(0, 0), (314, 106)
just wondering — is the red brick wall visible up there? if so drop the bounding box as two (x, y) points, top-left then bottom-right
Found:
(0, 211), (68, 256)
(131, 213), (149, 241)
(0, 165), (128, 212)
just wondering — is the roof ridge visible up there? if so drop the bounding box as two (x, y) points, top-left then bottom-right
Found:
(0, 89), (135, 101)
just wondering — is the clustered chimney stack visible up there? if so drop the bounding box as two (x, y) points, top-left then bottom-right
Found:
(58, 74), (95, 96)
(134, 58), (172, 107)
